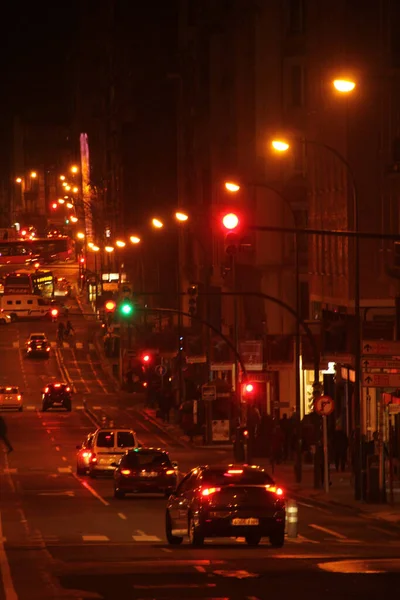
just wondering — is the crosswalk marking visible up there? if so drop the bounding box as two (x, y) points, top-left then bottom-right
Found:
(75, 405), (84, 410)
(26, 406), (36, 411)
(132, 534), (162, 542)
(57, 467), (72, 473)
(82, 535), (110, 542)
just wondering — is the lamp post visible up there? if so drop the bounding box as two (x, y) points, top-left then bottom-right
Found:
(225, 181), (302, 482)
(272, 122), (361, 498)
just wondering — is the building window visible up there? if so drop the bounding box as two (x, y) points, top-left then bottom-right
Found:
(291, 65), (304, 107)
(287, 0), (305, 34)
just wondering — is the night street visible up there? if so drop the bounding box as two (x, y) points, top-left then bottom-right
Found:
(0, 301), (400, 599)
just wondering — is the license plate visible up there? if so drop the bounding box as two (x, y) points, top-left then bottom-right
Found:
(141, 472), (157, 478)
(231, 518), (259, 526)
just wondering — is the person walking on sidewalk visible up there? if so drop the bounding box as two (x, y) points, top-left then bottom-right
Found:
(0, 415), (13, 453)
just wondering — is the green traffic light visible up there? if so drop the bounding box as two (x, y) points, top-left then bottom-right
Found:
(120, 302), (133, 316)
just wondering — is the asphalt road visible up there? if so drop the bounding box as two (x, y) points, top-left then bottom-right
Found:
(1, 266), (400, 599)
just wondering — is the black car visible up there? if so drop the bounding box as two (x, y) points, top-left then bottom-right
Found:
(114, 448), (178, 498)
(42, 383), (72, 411)
(166, 464), (285, 547)
(26, 334), (50, 357)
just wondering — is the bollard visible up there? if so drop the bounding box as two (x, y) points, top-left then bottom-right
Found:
(285, 499), (298, 538)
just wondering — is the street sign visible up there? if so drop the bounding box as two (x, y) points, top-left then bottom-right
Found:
(201, 385), (216, 401)
(362, 372), (400, 387)
(362, 358), (400, 370)
(186, 355), (207, 364)
(314, 395), (335, 416)
(155, 364), (167, 377)
(362, 340), (400, 356)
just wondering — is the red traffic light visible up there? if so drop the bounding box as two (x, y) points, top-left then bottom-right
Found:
(51, 203), (58, 209)
(245, 383), (254, 393)
(105, 300), (116, 312)
(142, 354), (150, 363)
(51, 308), (58, 318)
(21, 229), (27, 236)
(222, 213), (239, 230)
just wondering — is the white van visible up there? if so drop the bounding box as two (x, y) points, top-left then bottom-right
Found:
(0, 294), (51, 320)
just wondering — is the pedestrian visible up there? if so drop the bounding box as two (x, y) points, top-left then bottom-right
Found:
(333, 425), (348, 472)
(0, 415), (13, 453)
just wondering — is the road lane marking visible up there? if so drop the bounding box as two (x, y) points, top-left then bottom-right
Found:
(195, 565), (206, 572)
(92, 406), (101, 410)
(26, 406), (36, 411)
(57, 467), (72, 473)
(76, 342), (83, 349)
(133, 530), (161, 542)
(38, 491), (75, 497)
(71, 473), (110, 506)
(82, 535), (109, 542)
(50, 437), (55, 442)
(2, 469), (17, 475)
(286, 534), (319, 544)
(368, 525), (399, 537)
(118, 513), (127, 520)
(309, 524), (347, 539)
(76, 405), (84, 410)
(0, 461), (18, 600)
(86, 353), (108, 393)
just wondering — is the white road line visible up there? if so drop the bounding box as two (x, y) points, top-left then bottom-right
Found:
(76, 342), (83, 349)
(132, 535), (162, 542)
(92, 406), (101, 410)
(118, 513), (127, 520)
(75, 406), (84, 410)
(2, 469), (17, 475)
(286, 534), (320, 544)
(26, 406), (36, 411)
(161, 547), (172, 553)
(71, 473), (110, 506)
(195, 565), (206, 572)
(309, 524), (347, 539)
(0, 473), (18, 600)
(82, 535), (109, 542)
(57, 467), (72, 473)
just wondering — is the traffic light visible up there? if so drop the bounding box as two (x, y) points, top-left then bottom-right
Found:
(242, 382), (255, 400)
(142, 354), (151, 363)
(222, 212), (240, 255)
(188, 284), (198, 316)
(105, 300), (116, 313)
(50, 308), (58, 321)
(119, 300), (134, 317)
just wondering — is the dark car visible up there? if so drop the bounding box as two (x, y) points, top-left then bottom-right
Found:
(26, 333), (50, 358)
(113, 448), (178, 499)
(42, 382), (72, 412)
(165, 464), (285, 547)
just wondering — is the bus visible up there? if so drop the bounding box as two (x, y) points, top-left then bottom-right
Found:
(0, 237), (74, 265)
(4, 270), (55, 298)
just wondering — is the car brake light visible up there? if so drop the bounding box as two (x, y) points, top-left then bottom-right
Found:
(55, 384), (61, 388)
(17, 395), (21, 401)
(265, 485), (284, 496)
(120, 469), (131, 476)
(66, 387), (70, 392)
(90, 453), (97, 463)
(201, 487), (221, 497)
(46, 347), (50, 351)
(82, 451), (91, 458)
(226, 469), (243, 475)
(44, 387), (49, 393)
(166, 469), (175, 475)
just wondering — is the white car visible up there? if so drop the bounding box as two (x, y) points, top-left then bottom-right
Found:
(0, 311), (12, 325)
(84, 428), (139, 478)
(0, 386), (23, 411)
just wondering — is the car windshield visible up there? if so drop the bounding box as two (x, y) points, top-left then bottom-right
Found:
(117, 431), (136, 448)
(123, 451), (171, 468)
(202, 469), (274, 487)
(31, 335), (45, 341)
(96, 432), (115, 448)
(0, 387), (19, 394)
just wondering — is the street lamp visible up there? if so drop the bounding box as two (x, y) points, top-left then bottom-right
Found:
(58, 198), (65, 204)
(77, 232), (85, 240)
(271, 140), (290, 152)
(116, 240), (126, 248)
(66, 202), (73, 209)
(65, 185), (71, 192)
(333, 78), (356, 93)
(30, 171), (37, 178)
(130, 235), (141, 244)
(225, 182), (241, 192)
(15, 177), (22, 184)
(71, 166), (79, 174)
(152, 218), (163, 229)
(175, 211), (189, 222)
(70, 216), (78, 223)
(72, 187), (79, 194)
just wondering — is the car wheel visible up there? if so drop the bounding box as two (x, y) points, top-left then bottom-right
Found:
(165, 510), (183, 545)
(114, 487), (125, 499)
(269, 529), (285, 548)
(188, 515), (204, 547)
(76, 465), (86, 476)
(245, 532), (262, 546)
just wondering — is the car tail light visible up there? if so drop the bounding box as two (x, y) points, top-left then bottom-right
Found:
(120, 469), (131, 476)
(226, 469), (243, 475)
(265, 485), (284, 496)
(201, 487), (221, 497)
(90, 453), (97, 463)
(46, 347), (50, 351)
(66, 387), (70, 392)
(17, 395), (21, 401)
(82, 451), (91, 458)
(165, 469), (175, 475)
(44, 387), (49, 393)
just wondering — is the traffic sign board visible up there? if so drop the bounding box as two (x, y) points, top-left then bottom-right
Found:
(202, 385), (216, 401)
(155, 364), (167, 377)
(362, 372), (400, 387)
(362, 358), (400, 370)
(314, 395), (335, 416)
(362, 340), (400, 356)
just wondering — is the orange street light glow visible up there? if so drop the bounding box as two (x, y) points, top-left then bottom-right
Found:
(15, 177), (22, 183)
(71, 166), (79, 173)
(105, 246), (114, 253)
(66, 202), (73, 209)
(333, 79), (356, 93)
(116, 240), (126, 248)
(175, 211), (189, 222)
(76, 232), (85, 239)
(272, 140), (290, 152)
(225, 182), (241, 193)
(65, 185), (71, 191)
(152, 218), (163, 229)
(70, 216), (78, 223)
(30, 171), (37, 178)
(130, 235), (141, 244)
(60, 175), (66, 181)
(92, 245), (100, 252)
(72, 187), (79, 193)
(62, 182), (67, 187)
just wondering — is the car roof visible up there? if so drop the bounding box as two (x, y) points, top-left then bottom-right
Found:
(47, 382), (68, 387)
(198, 464), (268, 474)
(30, 332), (46, 336)
(95, 428), (136, 433)
(0, 386), (19, 391)
(126, 447), (168, 454)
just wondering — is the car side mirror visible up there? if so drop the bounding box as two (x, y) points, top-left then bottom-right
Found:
(171, 461), (178, 470)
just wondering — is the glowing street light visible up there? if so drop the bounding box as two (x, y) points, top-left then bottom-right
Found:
(15, 177), (22, 184)
(30, 171), (37, 178)
(60, 175), (65, 181)
(70, 216), (78, 223)
(333, 78), (356, 93)
(116, 240), (126, 248)
(62, 182), (67, 187)
(72, 187), (79, 193)
(105, 246), (114, 253)
(225, 182), (241, 193)
(71, 165), (79, 174)
(175, 211), (189, 222)
(76, 232), (85, 240)
(88, 242), (94, 248)
(271, 140), (290, 152)
(130, 235), (141, 244)
(92, 245), (100, 252)
(66, 202), (73, 209)
(58, 198), (65, 204)
(152, 218), (163, 229)
(65, 185), (71, 191)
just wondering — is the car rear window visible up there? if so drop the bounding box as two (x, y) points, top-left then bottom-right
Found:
(117, 431), (136, 448)
(123, 451), (171, 468)
(0, 387), (19, 394)
(202, 469), (274, 487)
(96, 432), (115, 448)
